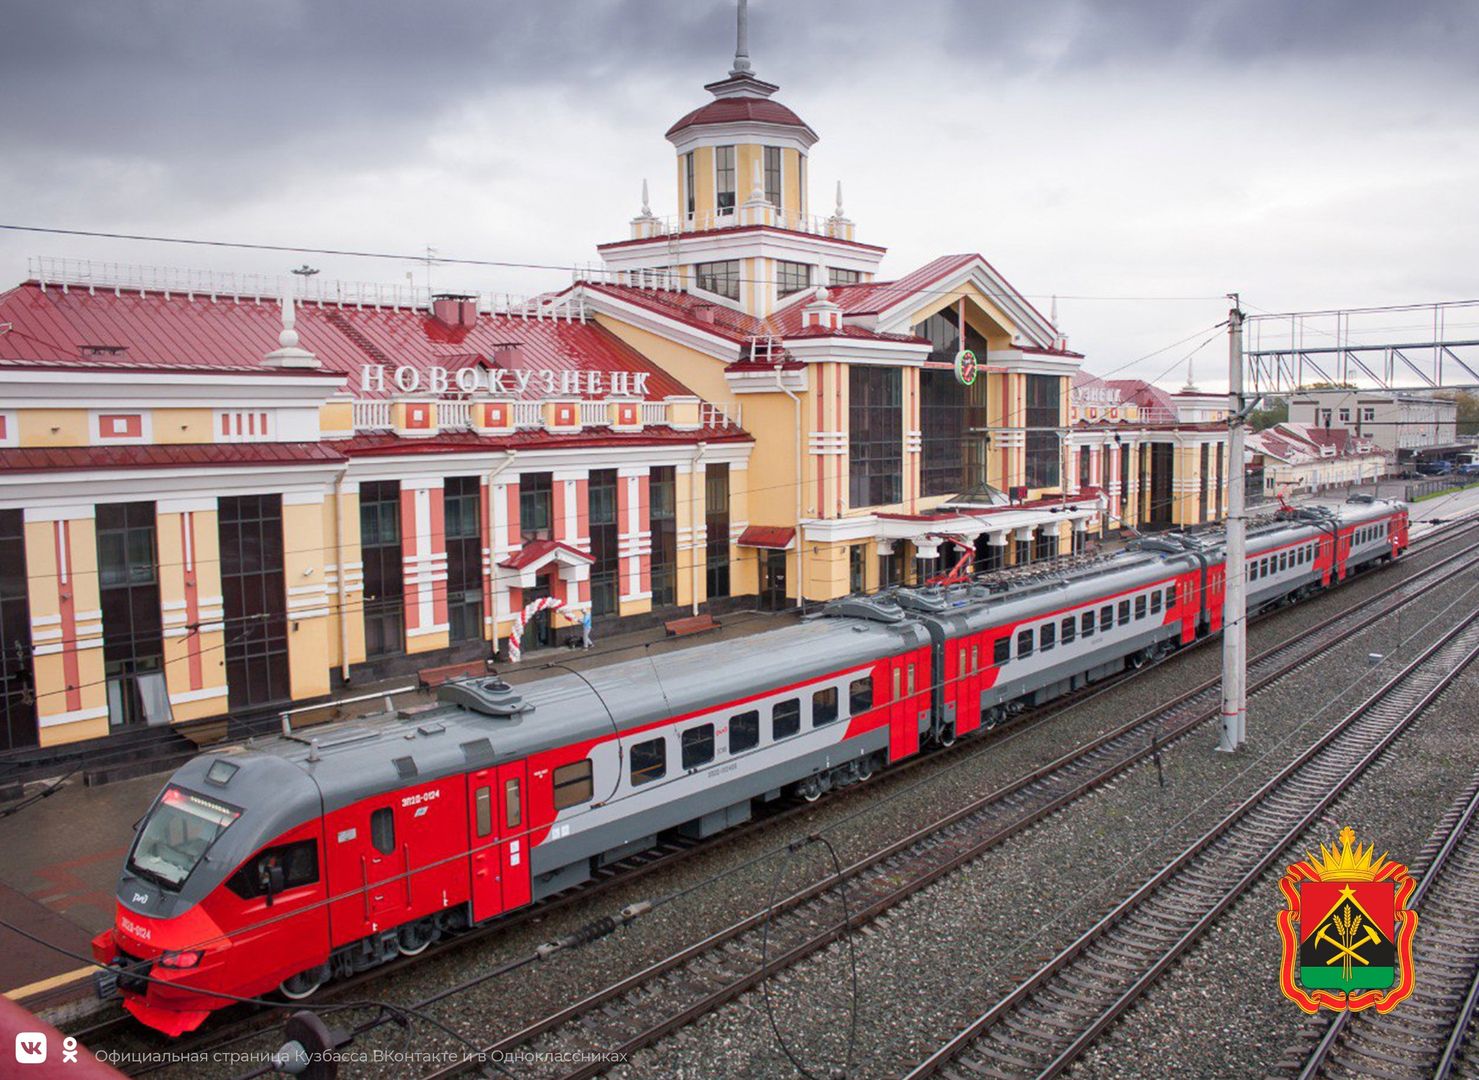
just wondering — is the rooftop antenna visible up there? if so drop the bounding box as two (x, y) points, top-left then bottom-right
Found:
(730, 0), (753, 75)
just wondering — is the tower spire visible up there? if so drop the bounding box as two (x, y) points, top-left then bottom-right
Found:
(730, 0), (753, 76)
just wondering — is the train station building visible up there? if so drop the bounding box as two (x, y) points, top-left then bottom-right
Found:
(0, 15), (1229, 754)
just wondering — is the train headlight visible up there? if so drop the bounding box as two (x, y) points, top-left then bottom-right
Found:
(159, 950), (203, 969)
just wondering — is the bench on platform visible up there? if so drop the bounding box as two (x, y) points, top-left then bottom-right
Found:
(417, 659), (489, 688)
(664, 613), (720, 638)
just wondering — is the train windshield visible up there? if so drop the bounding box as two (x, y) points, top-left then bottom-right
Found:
(127, 787), (241, 889)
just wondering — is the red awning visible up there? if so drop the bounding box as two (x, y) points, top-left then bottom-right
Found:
(737, 526), (795, 550)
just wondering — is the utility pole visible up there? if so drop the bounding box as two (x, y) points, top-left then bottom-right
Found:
(1219, 296), (1247, 752)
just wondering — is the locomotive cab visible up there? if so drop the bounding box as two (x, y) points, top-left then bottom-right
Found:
(93, 752), (325, 1036)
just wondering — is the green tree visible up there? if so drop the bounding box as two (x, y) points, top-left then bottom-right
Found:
(1436, 390), (1479, 437)
(1247, 396), (1288, 431)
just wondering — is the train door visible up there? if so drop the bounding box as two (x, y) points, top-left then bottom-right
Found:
(497, 761), (532, 910)
(467, 768), (500, 923)
(465, 763), (532, 923)
(956, 639), (981, 737)
(889, 653), (921, 762)
(326, 796), (406, 944)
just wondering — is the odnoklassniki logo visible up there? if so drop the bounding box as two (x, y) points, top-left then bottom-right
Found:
(1277, 827), (1417, 1013)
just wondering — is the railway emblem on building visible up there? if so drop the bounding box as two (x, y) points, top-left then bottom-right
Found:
(1277, 827), (1417, 1013)
(954, 349), (978, 386)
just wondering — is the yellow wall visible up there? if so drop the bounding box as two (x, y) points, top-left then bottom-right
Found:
(18, 409), (89, 447)
(282, 500), (334, 696)
(154, 408), (215, 444)
(27, 517), (108, 746)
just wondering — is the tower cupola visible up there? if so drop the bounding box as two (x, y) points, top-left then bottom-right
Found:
(665, 0), (817, 232)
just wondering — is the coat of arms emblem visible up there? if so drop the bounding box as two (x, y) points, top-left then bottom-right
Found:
(1277, 826), (1417, 1012)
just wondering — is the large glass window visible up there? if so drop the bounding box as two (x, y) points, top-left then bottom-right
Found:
(219, 494), (289, 706)
(518, 472), (552, 542)
(848, 366), (903, 508)
(650, 466), (677, 606)
(694, 260), (740, 301)
(444, 476), (483, 643)
(589, 469), (619, 617)
(684, 151), (696, 217)
(358, 482), (404, 660)
(921, 366), (988, 497)
(97, 502), (164, 726)
(705, 463), (730, 599)
(764, 145), (782, 207)
(0, 509), (36, 751)
(776, 260), (811, 298)
(1025, 375), (1062, 489)
(128, 787), (240, 889)
(829, 268), (861, 287)
(716, 145), (736, 211)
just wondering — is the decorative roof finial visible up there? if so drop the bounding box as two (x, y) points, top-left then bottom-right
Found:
(1183, 354), (1199, 392)
(1050, 293), (1059, 327)
(835, 180), (844, 216)
(640, 178), (651, 216)
(730, 0), (753, 76)
(263, 285), (319, 369)
(279, 292), (299, 350)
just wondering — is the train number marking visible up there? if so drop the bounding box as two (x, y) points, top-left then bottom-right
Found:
(401, 790), (441, 809)
(120, 916), (151, 942)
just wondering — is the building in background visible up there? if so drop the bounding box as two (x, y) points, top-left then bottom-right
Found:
(1287, 389), (1458, 461)
(1247, 423), (1389, 497)
(1069, 375), (1229, 532)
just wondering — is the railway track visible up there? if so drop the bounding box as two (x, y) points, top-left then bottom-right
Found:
(905, 613), (1479, 1080)
(74, 517), (1479, 1072)
(1289, 774), (1479, 1078)
(407, 535), (1479, 1078)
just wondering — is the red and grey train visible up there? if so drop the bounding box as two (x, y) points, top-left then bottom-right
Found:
(94, 498), (1408, 1034)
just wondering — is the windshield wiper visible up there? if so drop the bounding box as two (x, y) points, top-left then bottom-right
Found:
(125, 862), (180, 891)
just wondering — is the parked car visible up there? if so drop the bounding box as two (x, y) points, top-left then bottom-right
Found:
(1416, 460), (1454, 476)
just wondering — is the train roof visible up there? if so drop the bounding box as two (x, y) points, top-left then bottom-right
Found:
(192, 608), (930, 815)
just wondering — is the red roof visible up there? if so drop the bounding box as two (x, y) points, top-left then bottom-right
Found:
(814, 255), (981, 316)
(666, 98), (815, 140)
(0, 282), (695, 402)
(736, 525), (795, 549)
(498, 539), (593, 570)
(0, 442), (345, 474)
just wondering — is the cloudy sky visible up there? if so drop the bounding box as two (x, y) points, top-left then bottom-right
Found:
(3, 0), (1477, 383)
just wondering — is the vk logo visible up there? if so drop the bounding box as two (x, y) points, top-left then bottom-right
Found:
(14, 1032), (46, 1064)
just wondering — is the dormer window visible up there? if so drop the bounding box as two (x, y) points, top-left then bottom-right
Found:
(776, 260), (811, 297)
(685, 152), (696, 217)
(716, 145), (737, 211)
(695, 260), (740, 301)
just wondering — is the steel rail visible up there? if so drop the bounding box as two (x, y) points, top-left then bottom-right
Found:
(411, 536), (1479, 1080)
(906, 616), (1479, 1079)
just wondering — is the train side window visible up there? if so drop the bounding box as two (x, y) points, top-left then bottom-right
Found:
(1100, 606), (1113, 631)
(370, 807), (395, 855)
(1249, 562), (1257, 582)
(1167, 584), (1178, 606)
(630, 738), (667, 785)
(849, 676), (873, 715)
(474, 786), (492, 837)
(1150, 591), (1162, 615)
(730, 710), (760, 754)
(1118, 600), (1130, 625)
(553, 760), (593, 810)
(892, 667), (901, 700)
(813, 686), (840, 726)
(226, 840), (318, 900)
(1081, 611), (1095, 638)
(773, 698), (801, 740)
(906, 665), (916, 695)
(681, 724), (715, 769)
(1279, 552), (1288, 571)
(994, 637), (1011, 665)
(1040, 623), (1056, 651)
(504, 779), (521, 828)
(1017, 628), (1034, 658)
(971, 644), (979, 672)
(1061, 616), (1076, 644)
(1134, 595), (1147, 619)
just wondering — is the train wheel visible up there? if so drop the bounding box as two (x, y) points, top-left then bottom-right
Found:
(398, 922), (434, 957)
(856, 756), (875, 782)
(938, 723), (957, 748)
(279, 969), (324, 1001)
(799, 777), (823, 802)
